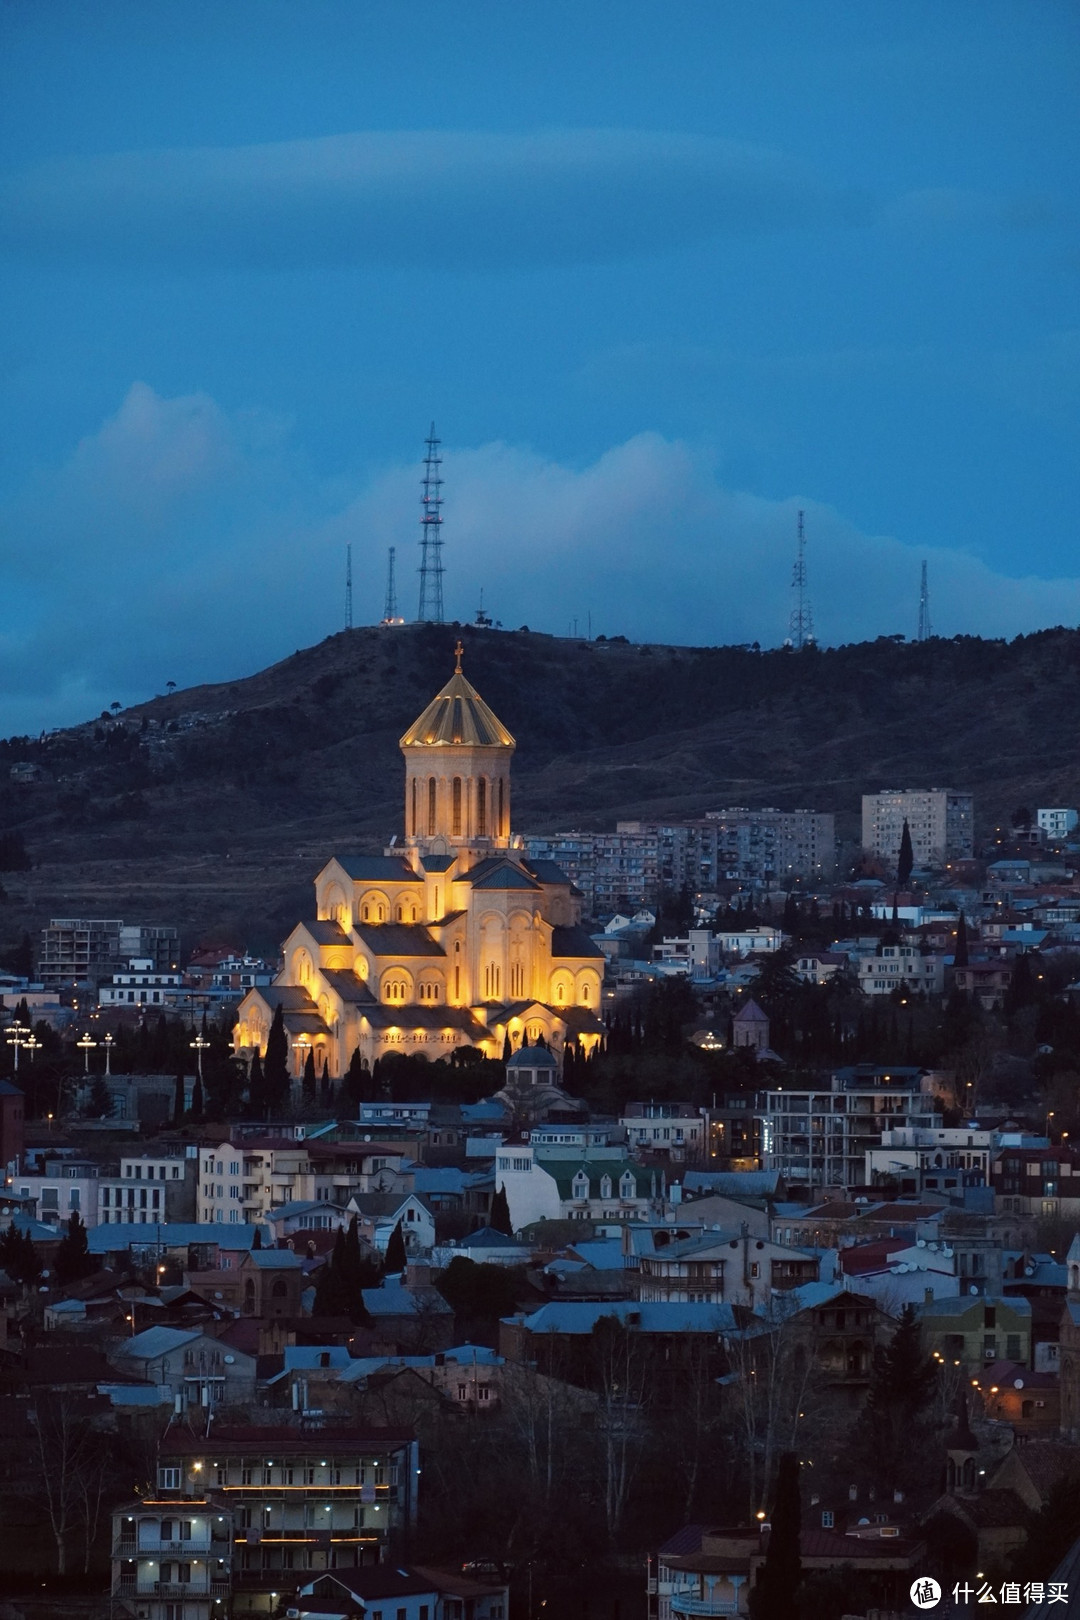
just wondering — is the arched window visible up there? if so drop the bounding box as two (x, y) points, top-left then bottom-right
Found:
(428, 776), (437, 837)
(452, 777), (462, 837)
(498, 778), (505, 836)
(581, 982), (590, 1004)
(477, 777), (487, 836)
(411, 779), (418, 837)
(600, 1175), (612, 1200)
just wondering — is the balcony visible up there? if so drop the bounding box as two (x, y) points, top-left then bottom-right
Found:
(671, 1592), (741, 1616)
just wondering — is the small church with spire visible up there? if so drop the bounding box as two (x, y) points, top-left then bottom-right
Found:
(234, 643), (606, 1077)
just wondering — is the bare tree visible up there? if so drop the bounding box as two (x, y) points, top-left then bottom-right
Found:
(723, 1298), (817, 1514)
(29, 1396), (108, 1575)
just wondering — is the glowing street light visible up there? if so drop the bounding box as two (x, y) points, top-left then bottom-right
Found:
(103, 1032), (115, 1075)
(5, 1020), (30, 1072)
(77, 1032), (98, 1073)
(189, 1031), (210, 1081)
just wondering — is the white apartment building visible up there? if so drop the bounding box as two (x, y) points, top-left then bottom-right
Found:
(197, 1140), (407, 1225)
(621, 1102), (706, 1162)
(100, 1151), (196, 1225)
(111, 1496), (233, 1620)
(759, 1066), (939, 1188)
(1038, 807), (1079, 840)
(99, 959), (185, 1009)
(857, 943), (945, 996)
(15, 1157), (99, 1226)
(495, 1141), (657, 1230)
(862, 788), (974, 870)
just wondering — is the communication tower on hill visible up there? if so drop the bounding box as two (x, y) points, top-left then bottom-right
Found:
(380, 546), (405, 626)
(918, 560), (932, 641)
(345, 543), (353, 630)
(417, 423), (444, 623)
(785, 509), (814, 649)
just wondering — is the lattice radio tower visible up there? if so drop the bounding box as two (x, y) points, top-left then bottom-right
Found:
(917, 560), (932, 641)
(787, 508), (815, 648)
(345, 543), (353, 630)
(381, 546), (404, 625)
(417, 423), (444, 623)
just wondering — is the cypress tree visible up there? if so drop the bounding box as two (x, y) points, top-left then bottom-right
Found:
(954, 911), (970, 968)
(247, 1049), (265, 1116)
(384, 1218), (407, 1275)
(897, 818), (914, 888)
(302, 1047), (317, 1103)
(173, 1072), (186, 1126)
(54, 1212), (94, 1285)
(263, 1003), (290, 1115)
(502, 1031), (512, 1063)
(190, 1071), (204, 1121)
(489, 1185), (513, 1236)
(751, 1452), (802, 1620)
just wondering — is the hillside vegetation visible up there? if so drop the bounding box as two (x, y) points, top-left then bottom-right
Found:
(0, 623), (1076, 952)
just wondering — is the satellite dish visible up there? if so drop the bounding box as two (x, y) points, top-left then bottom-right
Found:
(916, 1238), (927, 1248)
(1014, 1378), (1024, 1389)
(224, 1354), (235, 1364)
(969, 1284), (979, 1295)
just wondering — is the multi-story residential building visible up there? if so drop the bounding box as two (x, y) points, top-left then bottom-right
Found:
(992, 1144), (1080, 1220)
(1037, 807), (1079, 840)
(198, 1139), (313, 1226)
(918, 1295), (1031, 1375)
(861, 789), (974, 870)
(620, 808), (836, 895)
(857, 943), (944, 996)
(864, 1126), (993, 1193)
(653, 927), (783, 979)
(100, 1151), (198, 1224)
(155, 1424), (419, 1616)
(110, 1326), (258, 1410)
(38, 919), (179, 989)
(13, 1154), (100, 1226)
(495, 1140), (658, 1230)
(522, 829), (660, 915)
(621, 1102), (707, 1164)
(638, 1230), (817, 1308)
(111, 1494), (233, 1620)
(99, 960), (186, 1010)
(758, 1067), (939, 1189)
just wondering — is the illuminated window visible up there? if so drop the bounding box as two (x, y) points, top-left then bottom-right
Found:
(411, 779), (418, 838)
(452, 777), (462, 837)
(477, 777), (487, 836)
(428, 777), (437, 837)
(498, 778), (505, 836)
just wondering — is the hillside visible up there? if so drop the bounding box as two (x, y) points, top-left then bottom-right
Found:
(0, 622), (1076, 954)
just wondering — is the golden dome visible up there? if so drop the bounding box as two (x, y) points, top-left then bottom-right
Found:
(400, 644), (515, 749)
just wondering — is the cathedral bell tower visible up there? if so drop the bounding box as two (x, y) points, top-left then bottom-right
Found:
(399, 642), (515, 857)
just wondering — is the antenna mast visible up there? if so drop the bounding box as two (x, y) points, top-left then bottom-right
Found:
(381, 546), (404, 626)
(345, 544), (353, 630)
(787, 509), (814, 648)
(918, 560), (932, 641)
(417, 423), (444, 623)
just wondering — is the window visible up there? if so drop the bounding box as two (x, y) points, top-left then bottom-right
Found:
(428, 777), (437, 837)
(477, 777), (487, 836)
(158, 1467), (181, 1490)
(821, 1510), (834, 1528)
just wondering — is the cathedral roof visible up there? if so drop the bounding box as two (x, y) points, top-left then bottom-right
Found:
(297, 920), (352, 945)
(550, 924), (606, 959)
(359, 1005), (488, 1037)
(353, 923), (446, 958)
(400, 666), (515, 750)
(468, 858), (540, 891)
(522, 858), (574, 886)
(333, 855), (416, 883)
(321, 969), (378, 1004)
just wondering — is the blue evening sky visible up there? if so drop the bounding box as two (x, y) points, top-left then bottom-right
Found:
(0, 1), (1077, 732)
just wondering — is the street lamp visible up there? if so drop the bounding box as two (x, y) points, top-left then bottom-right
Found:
(77, 1032), (98, 1073)
(103, 1032), (115, 1075)
(189, 1032), (210, 1081)
(22, 1033), (40, 1063)
(291, 1035), (311, 1076)
(5, 1020), (30, 1072)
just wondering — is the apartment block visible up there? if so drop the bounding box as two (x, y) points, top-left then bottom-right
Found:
(522, 829), (659, 915)
(111, 1495), (233, 1620)
(155, 1424), (419, 1618)
(758, 1066), (938, 1189)
(861, 789), (974, 870)
(38, 917), (179, 989)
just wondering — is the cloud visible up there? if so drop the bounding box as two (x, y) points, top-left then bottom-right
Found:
(2, 384), (1078, 736)
(0, 128), (867, 271)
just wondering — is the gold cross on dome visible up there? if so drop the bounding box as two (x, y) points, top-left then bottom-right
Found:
(454, 639), (464, 673)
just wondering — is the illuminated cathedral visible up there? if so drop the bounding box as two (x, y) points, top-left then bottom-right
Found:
(234, 643), (606, 1077)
